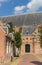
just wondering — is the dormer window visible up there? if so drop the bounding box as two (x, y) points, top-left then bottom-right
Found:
(22, 26), (29, 36)
(26, 31), (28, 35)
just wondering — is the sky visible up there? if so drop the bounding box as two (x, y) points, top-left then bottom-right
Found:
(0, 0), (42, 16)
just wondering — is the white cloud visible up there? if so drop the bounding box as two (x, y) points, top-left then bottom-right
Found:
(27, 0), (42, 11)
(14, 0), (42, 14)
(14, 5), (26, 14)
(15, 6), (25, 11)
(0, 0), (10, 7)
(14, 6), (25, 11)
(0, 0), (8, 2)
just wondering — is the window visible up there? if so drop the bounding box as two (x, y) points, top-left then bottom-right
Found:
(22, 27), (29, 35)
(2, 26), (9, 34)
(19, 27), (22, 33)
(23, 39), (25, 40)
(30, 38), (32, 40)
(6, 41), (11, 54)
(6, 41), (9, 54)
(26, 31), (28, 35)
(26, 38), (28, 40)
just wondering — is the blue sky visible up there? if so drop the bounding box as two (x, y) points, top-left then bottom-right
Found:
(0, 0), (42, 16)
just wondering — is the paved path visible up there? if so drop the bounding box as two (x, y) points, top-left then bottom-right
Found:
(18, 54), (42, 65)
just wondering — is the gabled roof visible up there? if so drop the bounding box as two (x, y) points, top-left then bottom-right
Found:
(0, 12), (42, 34)
(0, 12), (42, 26)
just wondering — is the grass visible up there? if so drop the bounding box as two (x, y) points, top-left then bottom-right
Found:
(10, 57), (20, 65)
(10, 54), (24, 65)
(1, 57), (21, 65)
(1, 53), (42, 65)
(3, 54), (24, 65)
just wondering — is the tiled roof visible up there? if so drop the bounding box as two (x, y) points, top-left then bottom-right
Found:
(22, 25), (36, 35)
(0, 12), (42, 26)
(0, 12), (42, 34)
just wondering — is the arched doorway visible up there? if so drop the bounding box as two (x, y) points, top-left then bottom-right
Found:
(25, 44), (30, 53)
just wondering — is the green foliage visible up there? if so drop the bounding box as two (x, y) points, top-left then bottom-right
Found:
(14, 32), (22, 49)
(38, 25), (42, 48)
(8, 22), (13, 33)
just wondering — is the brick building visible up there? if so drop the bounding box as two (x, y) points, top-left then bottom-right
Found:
(0, 22), (14, 62)
(0, 12), (42, 56)
(14, 25), (42, 54)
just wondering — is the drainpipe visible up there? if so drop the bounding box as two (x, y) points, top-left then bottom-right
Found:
(32, 37), (35, 53)
(11, 42), (13, 62)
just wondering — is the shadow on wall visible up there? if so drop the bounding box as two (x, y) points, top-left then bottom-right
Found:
(31, 61), (42, 65)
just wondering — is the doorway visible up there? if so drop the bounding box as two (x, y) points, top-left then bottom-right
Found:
(25, 44), (30, 53)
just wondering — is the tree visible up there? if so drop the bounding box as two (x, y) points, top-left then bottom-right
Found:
(14, 32), (22, 49)
(14, 32), (22, 56)
(8, 22), (13, 33)
(38, 25), (42, 48)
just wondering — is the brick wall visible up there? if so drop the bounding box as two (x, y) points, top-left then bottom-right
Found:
(0, 28), (6, 62)
(14, 26), (42, 54)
